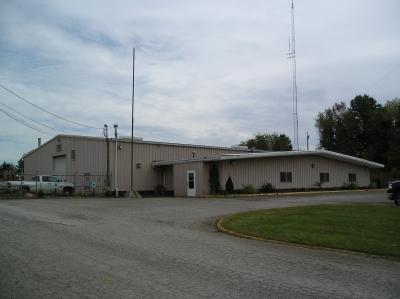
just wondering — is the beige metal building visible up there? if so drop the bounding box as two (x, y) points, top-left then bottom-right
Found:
(23, 134), (249, 193)
(153, 151), (384, 196)
(23, 134), (384, 196)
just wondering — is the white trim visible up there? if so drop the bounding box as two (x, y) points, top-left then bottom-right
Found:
(187, 170), (196, 197)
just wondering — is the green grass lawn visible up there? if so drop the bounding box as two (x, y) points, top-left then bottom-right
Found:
(221, 204), (400, 258)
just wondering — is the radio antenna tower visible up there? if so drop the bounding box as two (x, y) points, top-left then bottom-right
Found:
(287, 0), (299, 150)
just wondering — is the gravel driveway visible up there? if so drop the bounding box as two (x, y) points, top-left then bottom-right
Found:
(0, 190), (399, 298)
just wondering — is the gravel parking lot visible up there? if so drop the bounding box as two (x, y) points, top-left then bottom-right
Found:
(0, 191), (399, 298)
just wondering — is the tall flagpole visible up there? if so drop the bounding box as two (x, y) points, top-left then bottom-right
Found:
(131, 47), (135, 193)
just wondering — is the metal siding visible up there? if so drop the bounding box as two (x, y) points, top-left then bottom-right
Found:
(24, 136), (242, 192)
(173, 162), (204, 196)
(24, 138), (62, 177)
(202, 163), (211, 195)
(219, 156), (370, 191)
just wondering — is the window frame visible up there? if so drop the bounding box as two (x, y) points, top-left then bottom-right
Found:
(71, 149), (76, 160)
(320, 172), (330, 183)
(349, 173), (357, 183)
(280, 171), (292, 183)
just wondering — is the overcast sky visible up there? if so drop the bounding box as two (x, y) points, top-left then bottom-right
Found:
(1, 0), (399, 163)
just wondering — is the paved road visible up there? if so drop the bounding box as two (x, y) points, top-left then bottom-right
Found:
(0, 191), (399, 298)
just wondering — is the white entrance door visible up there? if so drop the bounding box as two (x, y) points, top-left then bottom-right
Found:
(187, 170), (196, 197)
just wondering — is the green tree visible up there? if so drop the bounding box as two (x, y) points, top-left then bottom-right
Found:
(240, 133), (292, 151)
(0, 162), (15, 172)
(16, 158), (24, 174)
(383, 99), (400, 169)
(0, 162), (16, 180)
(315, 102), (348, 152)
(315, 95), (385, 159)
(315, 95), (400, 185)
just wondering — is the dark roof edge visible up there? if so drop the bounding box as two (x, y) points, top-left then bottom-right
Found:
(22, 135), (59, 159)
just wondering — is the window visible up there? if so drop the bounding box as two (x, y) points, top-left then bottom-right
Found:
(188, 172), (195, 189)
(349, 173), (357, 183)
(42, 176), (50, 182)
(56, 144), (62, 152)
(320, 173), (329, 183)
(71, 150), (76, 160)
(280, 172), (292, 183)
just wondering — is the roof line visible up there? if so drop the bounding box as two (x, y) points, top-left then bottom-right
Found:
(22, 134), (254, 159)
(152, 150), (384, 169)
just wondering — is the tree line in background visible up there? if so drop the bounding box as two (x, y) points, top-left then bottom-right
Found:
(0, 159), (24, 177)
(240, 133), (292, 151)
(315, 95), (400, 185)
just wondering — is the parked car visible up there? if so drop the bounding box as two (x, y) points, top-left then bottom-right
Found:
(1, 175), (75, 195)
(387, 180), (400, 206)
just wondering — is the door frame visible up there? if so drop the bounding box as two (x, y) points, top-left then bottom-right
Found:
(187, 170), (196, 197)
(53, 154), (67, 180)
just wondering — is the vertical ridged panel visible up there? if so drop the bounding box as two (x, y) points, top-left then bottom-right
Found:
(219, 156), (370, 191)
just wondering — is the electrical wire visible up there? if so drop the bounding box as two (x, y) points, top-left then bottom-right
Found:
(0, 101), (71, 134)
(366, 63), (400, 92)
(0, 108), (52, 136)
(0, 82), (102, 130)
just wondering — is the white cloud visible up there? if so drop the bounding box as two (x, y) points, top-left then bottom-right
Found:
(0, 0), (399, 163)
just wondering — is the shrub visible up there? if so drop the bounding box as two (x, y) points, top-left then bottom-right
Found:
(314, 181), (322, 188)
(259, 182), (275, 193)
(241, 184), (257, 194)
(225, 176), (234, 194)
(342, 182), (359, 190)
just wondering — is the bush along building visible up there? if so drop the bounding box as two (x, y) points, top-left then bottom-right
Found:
(23, 134), (384, 196)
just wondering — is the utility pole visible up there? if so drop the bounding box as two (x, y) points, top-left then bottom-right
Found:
(103, 124), (110, 191)
(130, 47), (135, 195)
(307, 131), (309, 151)
(114, 124), (118, 197)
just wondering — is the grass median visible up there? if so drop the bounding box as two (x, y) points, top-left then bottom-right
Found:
(220, 204), (400, 258)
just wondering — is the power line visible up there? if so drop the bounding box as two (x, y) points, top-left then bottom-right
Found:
(366, 63), (400, 93)
(0, 101), (71, 134)
(0, 82), (102, 130)
(0, 108), (52, 136)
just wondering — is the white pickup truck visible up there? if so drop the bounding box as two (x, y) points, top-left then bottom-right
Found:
(1, 175), (75, 195)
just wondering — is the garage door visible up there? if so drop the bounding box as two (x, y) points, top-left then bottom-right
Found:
(53, 156), (66, 179)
